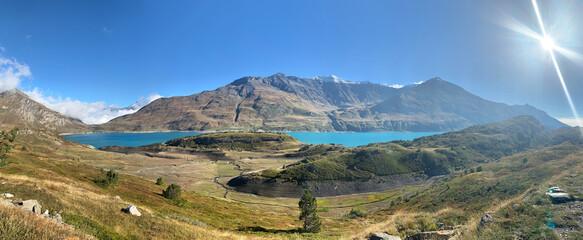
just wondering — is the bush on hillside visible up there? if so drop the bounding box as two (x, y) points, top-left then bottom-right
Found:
(95, 169), (119, 188)
(163, 184), (182, 200)
(156, 177), (165, 186)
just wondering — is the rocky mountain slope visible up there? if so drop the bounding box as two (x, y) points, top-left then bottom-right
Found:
(0, 90), (89, 134)
(97, 73), (565, 132)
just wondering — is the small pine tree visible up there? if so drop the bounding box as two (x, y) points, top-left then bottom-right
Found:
(156, 177), (165, 186)
(95, 169), (118, 187)
(163, 184), (182, 200)
(106, 169), (119, 184)
(299, 189), (321, 233)
(476, 166), (483, 172)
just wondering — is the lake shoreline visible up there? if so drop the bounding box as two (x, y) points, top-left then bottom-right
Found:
(62, 131), (442, 149)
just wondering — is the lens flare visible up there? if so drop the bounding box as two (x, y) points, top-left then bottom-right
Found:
(531, 0), (583, 132)
(539, 36), (556, 51)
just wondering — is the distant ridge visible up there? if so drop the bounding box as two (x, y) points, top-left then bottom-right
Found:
(96, 74), (565, 132)
(0, 89), (89, 133)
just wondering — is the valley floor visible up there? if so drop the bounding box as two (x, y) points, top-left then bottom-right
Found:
(2, 128), (583, 239)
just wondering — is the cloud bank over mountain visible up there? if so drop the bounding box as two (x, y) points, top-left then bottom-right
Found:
(0, 50), (161, 125)
(25, 88), (162, 124)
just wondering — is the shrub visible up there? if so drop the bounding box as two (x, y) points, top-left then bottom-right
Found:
(347, 208), (366, 219)
(477, 166), (483, 172)
(95, 169), (119, 188)
(163, 184), (182, 200)
(156, 177), (165, 186)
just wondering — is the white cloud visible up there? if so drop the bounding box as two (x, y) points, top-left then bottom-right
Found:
(557, 118), (583, 127)
(388, 84), (404, 89)
(0, 56), (32, 92)
(414, 81), (425, 85)
(25, 88), (162, 125)
(1, 49), (161, 125)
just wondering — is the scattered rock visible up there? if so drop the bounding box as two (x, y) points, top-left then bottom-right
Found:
(1, 193), (13, 198)
(478, 212), (494, 229)
(1, 195), (66, 226)
(123, 205), (141, 216)
(50, 213), (63, 224)
(404, 230), (455, 240)
(114, 195), (121, 201)
(369, 232), (401, 240)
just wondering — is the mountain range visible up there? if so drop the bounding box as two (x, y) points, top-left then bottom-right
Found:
(95, 73), (565, 132)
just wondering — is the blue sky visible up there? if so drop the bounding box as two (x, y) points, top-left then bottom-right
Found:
(1, 0), (583, 123)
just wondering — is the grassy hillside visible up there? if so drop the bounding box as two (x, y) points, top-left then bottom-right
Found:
(353, 141), (583, 239)
(0, 129), (361, 239)
(259, 116), (550, 182)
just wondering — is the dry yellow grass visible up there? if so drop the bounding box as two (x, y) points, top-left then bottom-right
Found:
(0, 205), (89, 240)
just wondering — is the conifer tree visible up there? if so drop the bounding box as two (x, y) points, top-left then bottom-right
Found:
(298, 189), (321, 233)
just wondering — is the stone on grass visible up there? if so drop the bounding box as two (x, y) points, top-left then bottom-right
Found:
(1, 193), (14, 198)
(51, 213), (63, 224)
(547, 192), (573, 204)
(478, 213), (494, 229)
(18, 200), (42, 214)
(125, 205), (141, 216)
(369, 232), (401, 240)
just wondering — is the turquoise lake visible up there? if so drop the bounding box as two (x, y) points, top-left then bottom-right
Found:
(62, 131), (441, 148)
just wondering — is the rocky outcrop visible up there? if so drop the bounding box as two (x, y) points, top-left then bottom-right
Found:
(227, 173), (428, 197)
(0, 193), (65, 225)
(369, 232), (402, 240)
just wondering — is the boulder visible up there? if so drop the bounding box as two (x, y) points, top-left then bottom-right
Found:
(18, 200), (42, 214)
(125, 205), (141, 216)
(369, 232), (401, 240)
(1, 193), (14, 198)
(478, 213), (494, 229)
(547, 192), (572, 204)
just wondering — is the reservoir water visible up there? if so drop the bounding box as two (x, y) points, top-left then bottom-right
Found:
(63, 131), (441, 148)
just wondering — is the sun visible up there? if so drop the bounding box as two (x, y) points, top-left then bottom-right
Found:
(540, 35), (557, 51)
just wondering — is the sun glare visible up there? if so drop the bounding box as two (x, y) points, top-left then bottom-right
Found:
(540, 36), (556, 51)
